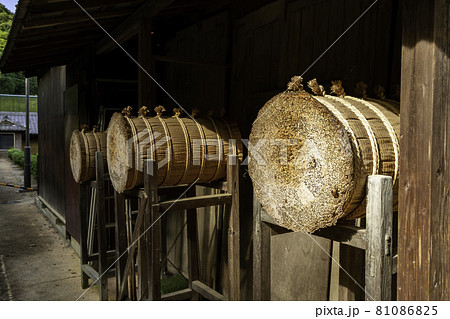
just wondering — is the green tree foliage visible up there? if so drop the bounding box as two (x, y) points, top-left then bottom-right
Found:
(0, 3), (38, 95)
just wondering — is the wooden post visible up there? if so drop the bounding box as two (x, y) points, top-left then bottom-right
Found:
(114, 191), (127, 300)
(118, 196), (148, 301)
(365, 175), (393, 301)
(226, 155), (240, 300)
(138, 17), (155, 107)
(79, 183), (89, 289)
(399, 0), (450, 300)
(137, 196), (149, 300)
(253, 194), (271, 301)
(187, 187), (200, 300)
(144, 159), (161, 301)
(95, 152), (108, 301)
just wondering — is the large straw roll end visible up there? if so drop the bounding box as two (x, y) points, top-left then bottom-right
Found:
(70, 130), (85, 183)
(107, 112), (134, 193)
(249, 90), (356, 233)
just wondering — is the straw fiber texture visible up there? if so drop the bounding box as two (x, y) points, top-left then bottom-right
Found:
(249, 79), (399, 233)
(107, 108), (243, 193)
(70, 129), (107, 183)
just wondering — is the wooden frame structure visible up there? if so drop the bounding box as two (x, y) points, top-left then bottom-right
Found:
(79, 152), (115, 301)
(114, 155), (240, 301)
(253, 175), (395, 301)
(1, 0), (447, 301)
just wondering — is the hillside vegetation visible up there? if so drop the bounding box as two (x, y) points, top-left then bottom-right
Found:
(0, 3), (38, 96)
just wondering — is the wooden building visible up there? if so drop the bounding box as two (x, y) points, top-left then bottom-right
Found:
(0, 0), (448, 300)
(0, 111), (38, 153)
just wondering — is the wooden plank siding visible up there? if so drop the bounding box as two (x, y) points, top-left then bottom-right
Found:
(37, 66), (67, 219)
(64, 49), (96, 241)
(159, 12), (230, 115)
(398, 0), (450, 301)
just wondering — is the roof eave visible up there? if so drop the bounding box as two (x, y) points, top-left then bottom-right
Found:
(0, 0), (33, 73)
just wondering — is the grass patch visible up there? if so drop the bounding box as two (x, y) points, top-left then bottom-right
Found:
(161, 274), (189, 295)
(7, 148), (38, 180)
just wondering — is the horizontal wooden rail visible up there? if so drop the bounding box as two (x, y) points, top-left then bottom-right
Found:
(261, 210), (367, 250)
(313, 225), (366, 250)
(158, 194), (232, 211)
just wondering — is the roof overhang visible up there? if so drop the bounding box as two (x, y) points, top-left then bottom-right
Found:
(0, 0), (276, 74)
(0, 0), (151, 73)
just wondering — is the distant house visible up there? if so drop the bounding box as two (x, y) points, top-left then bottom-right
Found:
(0, 111), (38, 153)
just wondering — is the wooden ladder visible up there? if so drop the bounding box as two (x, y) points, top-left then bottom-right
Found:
(80, 152), (115, 301)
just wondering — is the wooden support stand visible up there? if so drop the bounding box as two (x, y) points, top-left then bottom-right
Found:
(253, 175), (394, 301)
(115, 155), (240, 301)
(79, 152), (115, 301)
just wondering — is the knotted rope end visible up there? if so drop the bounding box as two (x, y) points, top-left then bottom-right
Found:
(307, 78), (326, 96)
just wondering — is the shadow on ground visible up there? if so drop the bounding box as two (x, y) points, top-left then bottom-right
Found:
(0, 154), (99, 301)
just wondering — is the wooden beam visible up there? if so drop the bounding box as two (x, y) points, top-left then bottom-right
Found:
(15, 37), (98, 50)
(114, 192), (128, 300)
(2, 57), (70, 73)
(365, 175), (393, 301)
(17, 17), (122, 40)
(23, 8), (135, 30)
(79, 184), (89, 289)
(7, 52), (74, 66)
(161, 288), (193, 301)
(81, 264), (100, 282)
(158, 194), (232, 211)
(226, 155), (240, 300)
(187, 187), (200, 301)
(192, 281), (226, 301)
(96, 0), (177, 55)
(30, 0), (140, 14)
(398, 0), (450, 301)
(145, 160), (162, 301)
(253, 194), (271, 301)
(262, 210), (367, 250)
(314, 225), (367, 251)
(118, 195), (148, 300)
(95, 152), (108, 301)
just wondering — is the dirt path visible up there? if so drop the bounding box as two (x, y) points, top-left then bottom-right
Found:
(0, 154), (98, 301)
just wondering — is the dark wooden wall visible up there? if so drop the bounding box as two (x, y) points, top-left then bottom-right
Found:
(38, 66), (67, 218)
(64, 49), (96, 241)
(96, 38), (138, 111)
(159, 12), (231, 115)
(155, 0), (401, 300)
(231, 0), (401, 137)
